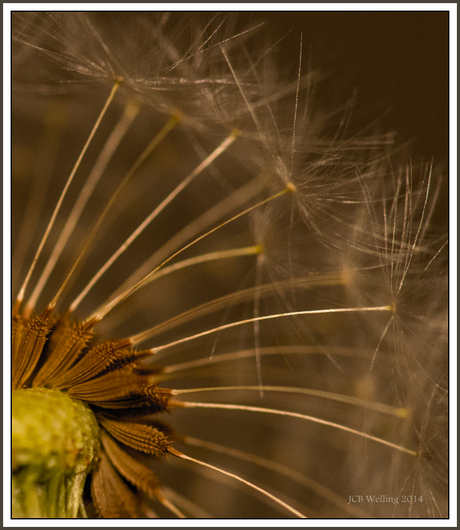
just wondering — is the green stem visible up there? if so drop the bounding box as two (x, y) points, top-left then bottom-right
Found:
(12, 388), (100, 518)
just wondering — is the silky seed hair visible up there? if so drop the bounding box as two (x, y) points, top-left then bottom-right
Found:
(10, 11), (448, 519)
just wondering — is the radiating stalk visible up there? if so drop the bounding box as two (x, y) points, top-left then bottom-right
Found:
(72, 129), (240, 314)
(18, 80), (121, 316)
(26, 99), (140, 312)
(174, 401), (417, 456)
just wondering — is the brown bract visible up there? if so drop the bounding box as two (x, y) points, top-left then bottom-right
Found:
(12, 306), (176, 518)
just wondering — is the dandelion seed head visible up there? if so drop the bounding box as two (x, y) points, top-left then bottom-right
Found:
(13, 12), (290, 137)
(11, 11), (448, 520)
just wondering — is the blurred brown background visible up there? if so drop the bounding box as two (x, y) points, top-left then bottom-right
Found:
(239, 10), (449, 164)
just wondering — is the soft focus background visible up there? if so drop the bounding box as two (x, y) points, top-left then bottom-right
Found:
(243, 11), (449, 163)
